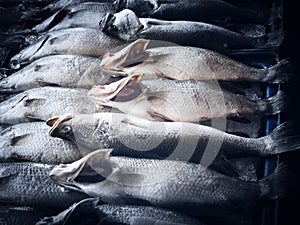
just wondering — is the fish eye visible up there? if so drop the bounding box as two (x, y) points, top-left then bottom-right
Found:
(61, 126), (72, 134)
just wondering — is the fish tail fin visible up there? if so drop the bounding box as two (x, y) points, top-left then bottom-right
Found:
(264, 59), (293, 83)
(263, 121), (300, 155)
(259, 163), (295, 199)
(256, 91), (288, 115)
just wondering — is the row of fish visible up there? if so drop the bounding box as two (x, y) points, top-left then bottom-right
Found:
(0, 0), (295, 225)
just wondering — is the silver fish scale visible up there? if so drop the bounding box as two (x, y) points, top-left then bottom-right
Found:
(0, 163), (86, 208)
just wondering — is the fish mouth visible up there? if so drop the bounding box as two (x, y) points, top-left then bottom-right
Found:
(88, 74), (143, 107)
(46, 113), (73, 136)
(99, 13), (115, 33)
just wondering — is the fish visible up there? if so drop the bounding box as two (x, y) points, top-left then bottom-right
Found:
(32, 2), (116, 33)
(0, 122), (82, 164)
(0, 87), (121, 125)
(0, 205), (57, 225)
(100, 39), (292, 83)
(88, 75), (288, 122)
(49, 149), (295, 214)
(0, 162), (88, 208)
(47, 113), (300, 163)
(99, 9), (283, 51)
(0, 55), (119, 93)
(114, 0), (272, 26)
(37, 197), (204, 225)
(9, 28), (124, 67)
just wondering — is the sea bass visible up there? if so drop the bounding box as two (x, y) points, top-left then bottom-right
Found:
(0, 162), (87, 208)
(0, 55), (119, 93)
(33, 2), (116, 33)
(47, 113), (300, 163)
(99, 9), (283, 51)
(37, 198), (204, 225)
(0, 122), (82, 164)
(100, 39), (291, 83)
(49, 149), (294, 214)
(10, 28), (124, 67)
(0, 205), (56, 225)
(114, 0), (270, 26)
(0, 87), (120, 125)
(88, 75), (287, 122)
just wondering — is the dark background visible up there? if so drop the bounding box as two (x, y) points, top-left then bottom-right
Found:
(277, 1), (300, 225)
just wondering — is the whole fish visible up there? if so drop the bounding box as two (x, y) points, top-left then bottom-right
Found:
(0, 55), (119, 93)
(0, 205), (56, 225)
(99, 9), (283, 51)
(33, 2), (116, 33)
(0, 87), (120, 125)
(47, 113), (300, 163)
(114, 0), (271, 26)
(88, 75), (287, 122)
(37, 198), (204, 225)
(10, 28), (124, 67)
(49, 149), (294, 214)
(0, 162), (87, 208)
(0, 122), (82, 164)
(100, 39), (291, 83)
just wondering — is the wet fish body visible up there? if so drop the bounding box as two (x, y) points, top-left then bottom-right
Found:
(49, 150), (294, 213)
(100, 9), (283, 51)
(88, 76), (287, 122)
(47, 113), (300, 162)
(37, 198), (203, 225)
(0, 122), (82, 164)
(10, 28), (124, 67)
(0, 205), (56, 225)
(0, 55), (119, 93)
(33, 2), (116, 32)
(0, 87), (120, 125)
(100, 39), (291, 83)
(0, 162), (87, 208)
(114, 0), (268, 25)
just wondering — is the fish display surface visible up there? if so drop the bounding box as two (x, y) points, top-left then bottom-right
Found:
(37, 198), (203, 225)
(47, 113), (300, 163)
(49, 149), (294, 214)
(33, 2), (116, 32)
(0, 55), (118, 93)
(0, 87), (120, 125)
(99, 9), (283, 51)
(0, 162), (87, 208)
(0, 122), (82, 164)
(100, 39), (291, 83)
(88, 75), (287, 122)
(9, 27), (124, 67)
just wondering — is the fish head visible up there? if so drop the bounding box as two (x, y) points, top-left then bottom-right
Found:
(47, 114), (75, 142)
(100, 9), (144, 42)
(49, 149), (119, 194)
(100, 39), (150, 76)
(88, 74), (145, 109)
(114, 0), (159, 17)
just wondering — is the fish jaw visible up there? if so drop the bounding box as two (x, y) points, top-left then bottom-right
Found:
(114, 0), (159, 17)
(100, 39), (150, 76)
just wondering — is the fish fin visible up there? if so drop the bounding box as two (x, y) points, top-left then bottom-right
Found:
(209, 154), (238, 177)
(121, 117), (152, 130)
(264, 59), (293, 83)
(256, 90), (288, 115)
(147, 110), (174, 122)
(229, 157), (260, 182)
(114, 172), (147, 186)
(130, 218), (187, 225)
(263, 121), (300, 155)
(119, 195), (152, 206)
(0, 79), (15, 93)
(36, 80), (61, 87)
(11, 134), (29, 146)
(259, 163), (296, 199)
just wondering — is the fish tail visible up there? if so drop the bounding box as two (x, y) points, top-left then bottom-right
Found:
(264, 59), (293, 83)
(256, 90), (288, 115)
(259, 163), (295, 199)
(263, 121), (300, 155)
